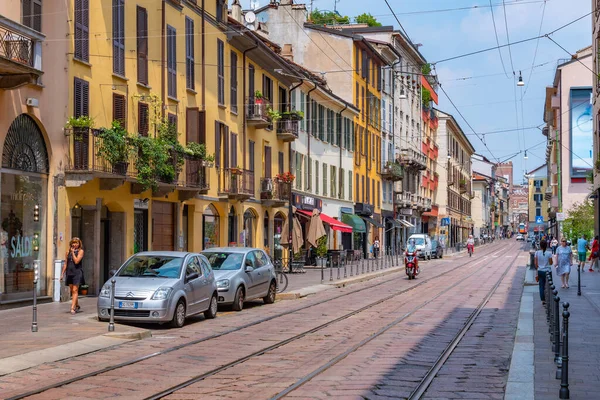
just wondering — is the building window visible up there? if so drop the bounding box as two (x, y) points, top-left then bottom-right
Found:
(113, 0), (125, 76)
(113, 93), (126, 128)
(307, 156), (312, 192)
(349, 170), (353, 201)
(263, 75), (273, 101)
(536, 208), (541, 217)
(217, 39), (225, 105)
(185, 17), (195, 90)
(74, 0), (89, 61)
(377, 181), (380, 207)
(216, 0), (226, 23)
(295, 153), (302, 190)
(315, 160), (319, 194)
(278, 151), (284, 175)
(22, 0), (42, 32)
(300, 91), (306, 131)
(168, 113), (177, 131)
(230, 51), (238, 112)
(138, 103), (149, 136)
(339, 168), (344, 199)
(74, 77), (89, 118)
(167, 25), (177, 98)
(136, 6), (148, 84)
(318, 105), (325, 141)
(322, 163), (328, 196)
(231, 133), (238, 168)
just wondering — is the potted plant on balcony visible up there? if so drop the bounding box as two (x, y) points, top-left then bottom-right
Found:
(65, 116), (94, 140)
(267, 106), (281, 122)
(315, 236), (328, 268)
(184, 142), (215, 166)
(66, 116), (94, 170)
(282, 110), (304, 120)
(96, 121), (133, 175)
(254, 90), (264, 103)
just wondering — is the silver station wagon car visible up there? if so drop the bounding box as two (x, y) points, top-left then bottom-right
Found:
(201, 247), (277, 311)
(97, 251), (218, 328)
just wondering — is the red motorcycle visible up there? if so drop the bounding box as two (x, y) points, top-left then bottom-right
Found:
(467, 243), (474, 257)
(405, 248), (419, 280)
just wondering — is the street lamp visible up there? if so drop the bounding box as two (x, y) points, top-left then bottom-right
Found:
(31, 260), (39, 332)
(524, 150), (528, 159)
(517, 71), (525, 86)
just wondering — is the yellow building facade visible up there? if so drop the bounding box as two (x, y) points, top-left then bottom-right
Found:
(353, 39), (384, 254)
(62, 0), (302, 294)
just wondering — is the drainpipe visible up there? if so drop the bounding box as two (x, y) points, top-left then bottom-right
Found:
(338, 103), (348, 199)
(306, 84), (318, 190)
(242, 44), (258, 170)
(201, 0), (206, 110)
(286, 79), (303, 272)
(161, 0), (166, 118)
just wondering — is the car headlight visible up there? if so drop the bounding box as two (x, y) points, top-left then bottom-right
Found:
(216, 279), (230, 289)
(99, 285), (111, 298)
(151, 287), (173, 300)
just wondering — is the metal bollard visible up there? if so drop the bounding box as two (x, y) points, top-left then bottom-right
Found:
(329, 255), (333, 282)
(108, 278), (116, 332)
(559, 302), (570, 399)
(549, 286), (556, 335)
(361, 255), (365, 274)
(554, 292), (561, 363)
(551, 289), (558, 347)
(577, 265), (581, 296)
(320, 257), (324, 284)
(343, 256), (347, 278)
(337, 256), (341, 280)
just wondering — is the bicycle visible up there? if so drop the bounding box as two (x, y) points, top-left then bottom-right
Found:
(272, 258), (288, 293)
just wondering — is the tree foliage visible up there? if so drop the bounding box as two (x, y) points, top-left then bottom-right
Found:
(309, 9), (349, 25)
(421, 87), (432, 106)
(421, 63), (432, 76)
(562, 200), (595, 242)
(355, 13), (382, 27)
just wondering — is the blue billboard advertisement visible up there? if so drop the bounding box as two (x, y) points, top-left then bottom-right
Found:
(570, 88), (593, 178)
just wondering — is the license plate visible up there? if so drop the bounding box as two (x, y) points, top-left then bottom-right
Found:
(118, 301), (138, 309)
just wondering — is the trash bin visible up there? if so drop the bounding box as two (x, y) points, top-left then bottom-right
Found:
(456, 243), (461, 252)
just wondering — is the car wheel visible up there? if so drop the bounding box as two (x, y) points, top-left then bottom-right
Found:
(263, 281), (276, 304)
(232, 286), (245, 311)
(204, 294), (218, 319)
(170, 299), (186, 328)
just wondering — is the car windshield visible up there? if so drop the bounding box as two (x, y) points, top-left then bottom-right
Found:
(202, 252), (244, 270)
(118, 255), (184, 278)
(412, 238), (425, 245)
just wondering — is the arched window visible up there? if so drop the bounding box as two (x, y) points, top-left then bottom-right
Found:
(203, 204), (220, 249)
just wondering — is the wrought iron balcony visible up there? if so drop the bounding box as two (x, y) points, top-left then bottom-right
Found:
(381, 161), (403, 181)
(260, 178), (290, 207)
(459, 181), (468, 193)
(399, 148), (427, 171)
(423, 198), (432, 211)
(246, 96), (272, 128)
(0, 16), (43, 89)
(394, 191), (413, 208)
(219, 168), (254, 201)
(276, 114), (300, 142)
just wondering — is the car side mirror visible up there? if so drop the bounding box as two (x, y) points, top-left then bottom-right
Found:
(109, 269), (117, 277)
(244, 265), (254, 273)
(186, 272), (199, 282)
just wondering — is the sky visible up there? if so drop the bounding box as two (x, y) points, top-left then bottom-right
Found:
(241, 0), (593, 183)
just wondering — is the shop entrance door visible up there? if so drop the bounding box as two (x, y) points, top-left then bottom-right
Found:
(152, 201), (175, 251)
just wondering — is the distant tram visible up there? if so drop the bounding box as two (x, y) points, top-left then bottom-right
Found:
(519, 223), (526, 234)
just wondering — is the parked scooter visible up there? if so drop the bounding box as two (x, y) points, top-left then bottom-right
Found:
(405, 238), (419, 279)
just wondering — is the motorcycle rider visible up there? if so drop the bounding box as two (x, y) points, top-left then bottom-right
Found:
(466, 234), (475, 255)
(406, 238), (419, 275)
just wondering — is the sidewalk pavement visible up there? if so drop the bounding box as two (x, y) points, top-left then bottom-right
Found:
(0, 257), (409, 377)
(510, 262), (600, 399)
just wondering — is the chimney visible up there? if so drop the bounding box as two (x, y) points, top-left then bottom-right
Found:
(282, 44), (293, 61)
(280, 0), (293, 4)
(231, 0), (242, 23)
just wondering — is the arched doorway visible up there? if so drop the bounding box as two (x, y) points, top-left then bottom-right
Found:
(1, 114), (49, 301)
(263, 211), (269, 252)
(203, 204), (220, 249)
(274, 212), (285, 261)
(228, 206), (237, 246)
(243, 209), (257, 247)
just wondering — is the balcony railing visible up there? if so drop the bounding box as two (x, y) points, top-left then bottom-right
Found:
(423, 198), (432, 211)
(246, 96), (272, 128)
(381, 161), (403, 181)
(260, 178), (290, 206)
(399, 148), (427, 171)
(394, 191), (413, 207)
(184, 158), (210, 193)
(0, 16), (43, 89)
(219, 168), (254, 200)
(276, 115), (300, 142)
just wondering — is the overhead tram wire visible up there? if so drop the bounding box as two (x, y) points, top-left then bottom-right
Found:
(431, 10), (594, 65)
(522, 0), (547, 98)
(501, 0), (516, 73)
(489, 0), (510, 78)
(546, 35), (597, 75)
(383, 0), (412, 44)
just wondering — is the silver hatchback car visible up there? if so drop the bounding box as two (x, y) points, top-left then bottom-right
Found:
(97, 251), (218, 328)
(201, 247), (277, 311)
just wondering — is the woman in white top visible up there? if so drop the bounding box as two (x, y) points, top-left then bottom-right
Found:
(535, 239), (553, 304)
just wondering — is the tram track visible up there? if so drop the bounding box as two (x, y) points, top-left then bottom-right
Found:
(6, 241), (511, 400)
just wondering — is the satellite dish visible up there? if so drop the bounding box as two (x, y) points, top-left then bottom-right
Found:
(245, 22), (256, 31)
(245, 11), (256, 24)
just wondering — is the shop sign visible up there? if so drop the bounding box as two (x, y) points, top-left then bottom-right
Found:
(134, 199), (149, 209)
(399, 208), (413, 216)
(9, 233), (34, 258)
(556, 212), (566, 221)
(303, 196), (315, 206)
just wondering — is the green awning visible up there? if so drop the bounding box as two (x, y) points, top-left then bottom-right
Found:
(342, 213), (366, 233)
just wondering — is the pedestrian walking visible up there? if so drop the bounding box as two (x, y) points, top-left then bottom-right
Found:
(550, 237), (558, 255)
(555, 238), (572, 289)
(577, 234), (589, 273)
(535, 240), (553, 304)
(61, 237), (85, 315)
(373, 236), (380, 259)
(589, 235), (599, 272)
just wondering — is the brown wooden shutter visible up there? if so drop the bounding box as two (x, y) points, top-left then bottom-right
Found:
(198, 111), (206, 144)
(186, 108), (199, 143)
(214, 122), (221, 168)
(138, 103), (149, 136)
(23, 0), (42, 32)
(113, 93), (126, 128)
(278, 151), (284, 175)
(249, 141), (255, 172)
(231, 133), (238, 168)
(264, 146), (272, 178)
(168, 113), (177, 131)
(137, 6), (148, 84)
(74, 77), (89, 117)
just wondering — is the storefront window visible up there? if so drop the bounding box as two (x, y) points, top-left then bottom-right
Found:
(1, 173), (47, 299)
(243, 209), (255, 247)
(203, 205), (220, 250)
(274, 212), (284, 261)
(263, 211), (269, 251)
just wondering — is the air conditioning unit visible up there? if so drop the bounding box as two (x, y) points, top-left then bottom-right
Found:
(26, 98), (39, 107)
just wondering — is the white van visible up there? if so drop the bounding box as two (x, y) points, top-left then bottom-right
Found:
(408, 234), (432, 260)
